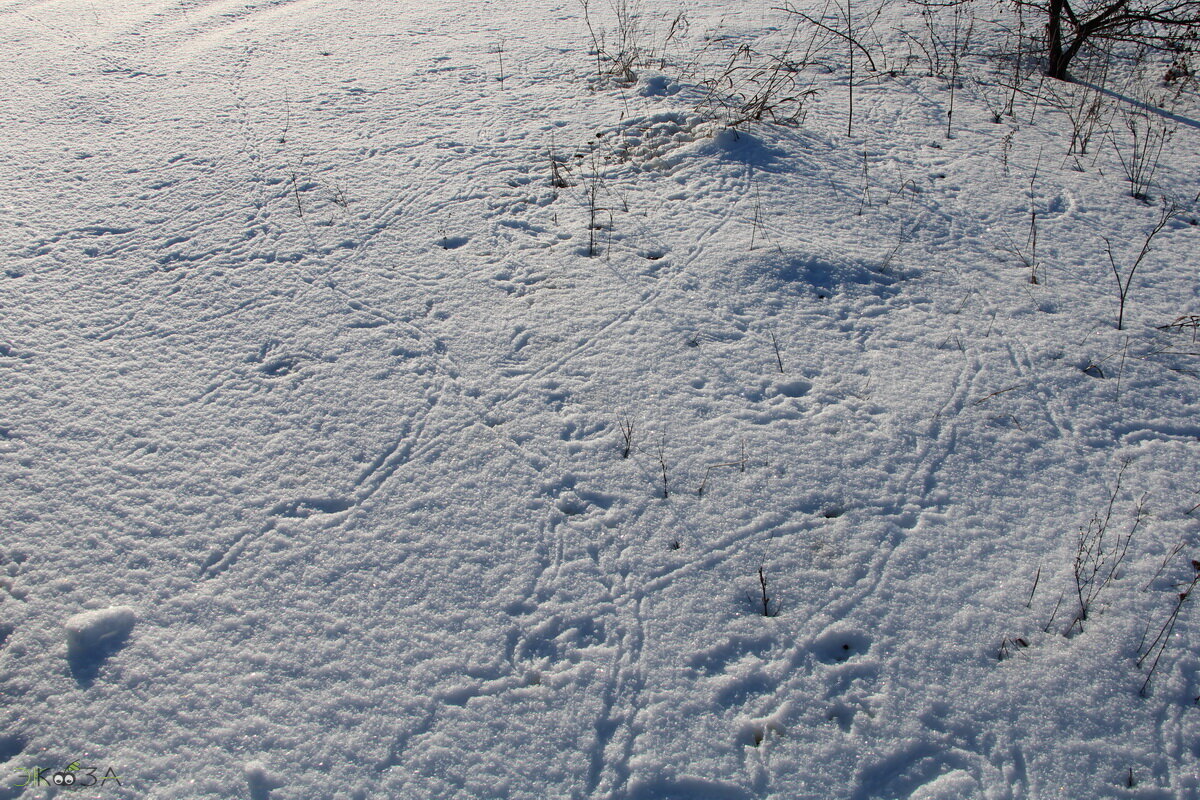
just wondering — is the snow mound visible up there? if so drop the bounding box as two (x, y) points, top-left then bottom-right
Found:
(244, 761), (281, 800)
(65, 606), (135, 674)
(695, 127), (788, 165)
(717, 247), (907, 299)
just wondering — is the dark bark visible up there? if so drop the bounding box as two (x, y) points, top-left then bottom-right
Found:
(1047, 0), (1071, 78)
(1025, 0), (1197, 81)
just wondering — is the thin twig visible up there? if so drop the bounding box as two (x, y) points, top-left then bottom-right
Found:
(769, 331), (785, 373)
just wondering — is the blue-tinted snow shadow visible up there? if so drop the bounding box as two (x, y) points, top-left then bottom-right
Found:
(625, 776), (754, 800)
(1077, 80), (1200, 130)
(68, 630), (132, 688)
(850, 744), (979, 800)
(0, 733), (26, 766)
(68, 623), (133, 690)
(690, 127), (790, 169)
(715, 248), (911, 303)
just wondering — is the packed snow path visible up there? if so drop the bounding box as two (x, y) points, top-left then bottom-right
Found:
(2, 1), (1200, 798)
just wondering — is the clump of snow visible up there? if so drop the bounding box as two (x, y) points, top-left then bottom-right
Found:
(638, 73), (682, 97)
(64, 606), (136, 663)
(244, 761), (280, 800)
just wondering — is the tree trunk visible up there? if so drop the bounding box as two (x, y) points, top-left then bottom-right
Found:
(1046, 0), (1072, 79)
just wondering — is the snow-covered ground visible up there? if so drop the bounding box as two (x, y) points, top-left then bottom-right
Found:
(2, 1), (1200, 797)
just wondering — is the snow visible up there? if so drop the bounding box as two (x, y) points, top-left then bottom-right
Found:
(1, 0), (1199, 797)
(64, 607), (136, 659)
(63, 606), (136, 687)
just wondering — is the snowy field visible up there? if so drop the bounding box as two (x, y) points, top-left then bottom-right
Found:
(2, 0), (1200, 797)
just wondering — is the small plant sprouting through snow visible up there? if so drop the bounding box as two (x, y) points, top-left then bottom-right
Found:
(1068, 462), (1147, 634)
(1103, 202), (1178, 331)
(698, 44), (818, 128)
(751, 566), (779, 617)
(657, 433), (669, 498)
(1158, 315), (1200, 343)
(550, 154), (569, 189)
(492, 39), (506, 86)
(1111, 111), (1173, 201)
(1136, 559), (1200, 696)
(697, 444), (748, 497)
(618, 415), (635, 458)
(768, 330), (785, 373)
(580, 0), (645, 85)
(997, 636), (1030, 661)
(549, 138), (570, 189)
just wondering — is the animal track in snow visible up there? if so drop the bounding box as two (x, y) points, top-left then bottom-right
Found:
(812, 629), (872, 664)
(0, 549), (28, 602)
(625, 776), (754, 800)
(258, 355), (301, 377)
(513, 614), (606, 665)
(687, 634), (774, 676)
(685, 634), (783, 709)
(439, 234), (469, 249)
(853, 743), (995, 800)
(270, 497), (354, 517)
